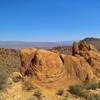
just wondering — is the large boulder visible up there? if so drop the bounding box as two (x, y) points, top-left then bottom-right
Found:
(20, 48), (64, 82)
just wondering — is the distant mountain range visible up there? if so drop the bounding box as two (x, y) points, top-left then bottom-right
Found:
(0, 37), (100, 49)
(0, 41), (73, 48)
(49, 37), (100, 55)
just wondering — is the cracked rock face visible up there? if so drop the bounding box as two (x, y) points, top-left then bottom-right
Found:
(20, 48), (94, 86)
(20, 48), (65, 82)
(72, 41), (100, 79)
(19, 41), (100, 88)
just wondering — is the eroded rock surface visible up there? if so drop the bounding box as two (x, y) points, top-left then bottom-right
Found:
(72, 41), (100, 79)
(20, 41), (100, 88)
(20, 48), (65, 83)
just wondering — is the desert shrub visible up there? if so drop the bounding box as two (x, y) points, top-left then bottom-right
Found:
(63, 95), (69, 100)
(63, 97), (68, 100)
(28, 96), (38, 100)
(56, 89), (64, 96)
(23, 80), (34, 91)
(86, 94), (100, 100)
(98, 82), (100, 89)
(83, 81), (98, 90)
(0, 93), (6, 100)
(33, 90), (42, 99)
(78, 92), (88, 98)
(0, 48), (21, 90)
(0, 73), (7, 91)
(69, 85), (82, 96)
(69, 82), (100, 99)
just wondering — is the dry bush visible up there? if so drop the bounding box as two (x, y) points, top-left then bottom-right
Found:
(83, 81), (98, 90)
(56, 89), (64, 96)
(86, 94), (100, 100)
(22, 78), (35, 91)
(0, 73), (7, 91)
(69, 85), (83, 96)
(0, 48), (21, 90)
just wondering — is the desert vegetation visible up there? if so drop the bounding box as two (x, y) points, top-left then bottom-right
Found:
(69, 81), (100, 100)
(56, 89), (64, 96)
(0, 49), (21, 91)
(0, 72), (7, 91)
(0, 40), (100, 100)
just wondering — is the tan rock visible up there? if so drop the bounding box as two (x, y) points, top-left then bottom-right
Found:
(20, 48), (64, 82)
(72, 41), (100, 79)
(20, 46), (95, 88)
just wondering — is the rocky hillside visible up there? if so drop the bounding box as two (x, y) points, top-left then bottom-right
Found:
(20, 41), (100, 86)
(0, 49), (21, 91)
(0, 40), (100, 100)
(82, 37), (100, 50)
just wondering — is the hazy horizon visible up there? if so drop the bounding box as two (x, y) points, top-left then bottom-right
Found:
(0, 36), (99, 42)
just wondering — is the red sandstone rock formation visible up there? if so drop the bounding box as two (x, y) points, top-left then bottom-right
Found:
(19, 41), (100, 88)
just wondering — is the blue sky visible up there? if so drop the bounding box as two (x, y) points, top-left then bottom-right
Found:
(0, 0), (100, 42)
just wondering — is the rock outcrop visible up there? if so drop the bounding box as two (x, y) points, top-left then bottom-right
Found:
(20, 48), (65, 83)
(83, 37), (100, 51)
(0, 41), (99, 90)
(20, 41), (100, 88)
(72, 41), (100, 79)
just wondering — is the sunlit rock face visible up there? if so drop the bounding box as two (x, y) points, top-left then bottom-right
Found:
(20, 45), (95, 87)
(20, 48), (65, 83)
(1, 40), (98, 90)
(72, 41), (100, 79)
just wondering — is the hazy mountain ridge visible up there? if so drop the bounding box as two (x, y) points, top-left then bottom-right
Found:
(0, 41), (73, 48)
(49, 37), (100, 55)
